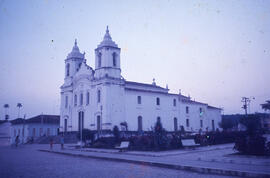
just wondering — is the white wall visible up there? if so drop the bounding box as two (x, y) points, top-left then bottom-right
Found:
(60, 75), (222, 132)
(124, 89), (180, 131)
(11, 123), (59, 144)
(206, 107), (222, 131)
(0, 122), (11, 146)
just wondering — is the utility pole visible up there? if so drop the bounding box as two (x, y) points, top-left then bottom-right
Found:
(100, 105), (103, 137)
(41, 113), (44, 136)
(241, 97), (250, 115)
(22, 114), (26, 144)
(80, 112), (82, 151)
(241, 97), (255, 115)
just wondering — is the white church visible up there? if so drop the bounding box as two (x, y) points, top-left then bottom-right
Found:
(60, 27), (221, 133)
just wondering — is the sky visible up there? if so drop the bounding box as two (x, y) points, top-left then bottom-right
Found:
(0, 0), (269, 119)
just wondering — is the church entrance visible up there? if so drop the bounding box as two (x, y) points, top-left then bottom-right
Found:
(78, 111), (84, 132)
(138, 116), (142, 131)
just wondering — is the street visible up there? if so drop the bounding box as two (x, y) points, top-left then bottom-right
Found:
(0, 145), (234, 178)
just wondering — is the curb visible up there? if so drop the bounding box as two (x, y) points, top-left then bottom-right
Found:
(38, 149), (270, 178)
(64, 145), (233, 158)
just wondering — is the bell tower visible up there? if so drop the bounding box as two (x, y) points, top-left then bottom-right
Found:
(64, 39), (85, 83)
(94, 26), (121, 79)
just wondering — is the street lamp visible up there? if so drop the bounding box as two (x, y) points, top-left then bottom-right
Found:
(100, 105), (103, 135)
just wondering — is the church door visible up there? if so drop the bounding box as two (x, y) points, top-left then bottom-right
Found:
(212, 120), (215, 131)
(174, 117), (178, 131)
(64, 119), (67, 132)
(97, 115), (101, 132)
(138, 116), (142, 131)
(78, 111), (84, 132)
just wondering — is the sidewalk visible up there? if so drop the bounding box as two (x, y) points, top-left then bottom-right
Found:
(38, 144), (270, 178)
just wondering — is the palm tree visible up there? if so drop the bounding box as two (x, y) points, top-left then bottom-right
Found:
(17, 103), (22, 118)
(261, 100), (270, 112)
(3, 104), (9, 120)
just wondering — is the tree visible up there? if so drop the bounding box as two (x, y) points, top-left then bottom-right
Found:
(154, 120), (168, 150)
(113, 125), (120, 142)
(261, 100), (270, 112)
(77, 129), (94, 142)
(219, 117), (238, 131)
(239, 115), (261, 135)
(180, 125), (185, 135)
(120, 121), (128, 131)
(3, 104), (9, 120)
(17, 103), (22, 118)
(154, 120), (162, 133)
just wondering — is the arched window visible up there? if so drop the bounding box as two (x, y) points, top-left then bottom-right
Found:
(97, 90), (101, 103)
(212, 120), (215, 131)
(98, 53), (102, 67)
(138, 116), (142, 131)
(66, 63), (70, 77)
(77, 63), (82, 72)
(112, 52), (117, 67)
(186, 106), (189, 114)
(199, 107), (203, 116)
(74, 94), (77, 106)
(65, 96), (68, 108)
(173, 99), (176, 106)
(80, 93), (83, 106)
(137, 96), (141, 104)
(39, 128), (42, 136)
(86, 92), (90, 105)
(47, 128), (50, 136)
(156, 97), (160, 106)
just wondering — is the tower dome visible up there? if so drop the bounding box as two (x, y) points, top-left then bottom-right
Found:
(67, 39), (85, 59)
(97, 26), (118, 48)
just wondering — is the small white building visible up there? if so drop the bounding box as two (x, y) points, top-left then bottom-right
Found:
(10, 115), (59, 144)
(60, 27), (222, 133)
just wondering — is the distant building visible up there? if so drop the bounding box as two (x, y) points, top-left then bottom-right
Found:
(0, 120), (11, 146)
(10, 115), (60, 144)
(60, 27), (222, 133)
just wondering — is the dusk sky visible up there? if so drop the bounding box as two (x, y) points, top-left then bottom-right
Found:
(0, 0), (269, 119)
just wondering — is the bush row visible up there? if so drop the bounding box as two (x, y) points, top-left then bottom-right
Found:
(194, 131), (247, 146)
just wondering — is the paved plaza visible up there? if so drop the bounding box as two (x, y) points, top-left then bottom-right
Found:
(0, 145), (234, 178)
(1, 143), (270, 177)
(38, 143), (270, 177)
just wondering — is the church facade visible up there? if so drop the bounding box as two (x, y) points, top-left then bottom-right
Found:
(60, 27), (221, 133)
